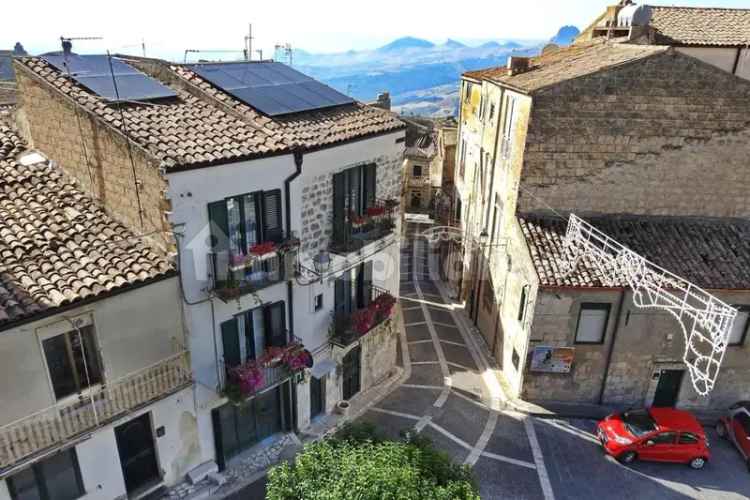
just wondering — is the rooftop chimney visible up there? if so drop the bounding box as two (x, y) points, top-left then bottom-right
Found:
(507, 56), (531, 76)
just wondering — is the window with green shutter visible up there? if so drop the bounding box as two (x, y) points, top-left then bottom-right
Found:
(332, 164), (377, 243)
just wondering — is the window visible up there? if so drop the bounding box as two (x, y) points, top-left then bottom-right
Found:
(678, 433), (699, 445)
(333, 164), (377, 242)
(208, 189), (283, 256)
(575, 303), (611, 344)
(650, 432), (677, 445)
(413, 164), (423, 178)
(489, 103), (496, 121)
(221, 301), (288, 375)
(8, 449), (85, 500)
(464, 82), (473, 103)
(314, 294), (324, 312)
(512, 348), (520, 370)
(518, 285), (529, 322)
(42, 325), (102, 400)
(729, 306), (750, 346)
(459, 140), (467, 179)
(500, 95), (517, 160)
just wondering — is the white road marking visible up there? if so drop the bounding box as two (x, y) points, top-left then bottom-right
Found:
(524, 417), (556, 500)
(466, 412), (498, 465)
(481, 450), (537, 470)
(401, 384), (444, 391)
(440, 339), (468, 347)
(369, 407), (421, 421)
(447, 361), (477, 372)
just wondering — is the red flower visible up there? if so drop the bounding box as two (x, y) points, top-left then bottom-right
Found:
(365, 206), (385, 217)
(249, 242), (277, 256)
(351, 307), (376, 335)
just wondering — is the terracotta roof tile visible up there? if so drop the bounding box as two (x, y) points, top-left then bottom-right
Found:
(18, 57), (290, 171)
(463, 40), (667, 93)
(519, 213), (750, 290)
(647, 6), (750, 46)
(0, 123), (174, 329)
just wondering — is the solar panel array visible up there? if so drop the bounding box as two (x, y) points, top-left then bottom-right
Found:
(42, 54), (177, 102)
(187, 62), (354, 116)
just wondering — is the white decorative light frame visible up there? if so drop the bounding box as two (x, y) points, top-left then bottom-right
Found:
(562, 214), (737, 396)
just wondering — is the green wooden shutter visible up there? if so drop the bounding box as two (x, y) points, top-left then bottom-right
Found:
(262, 190), (283, 243)
(364, 164), (377, 209)
(264, 302), (287, 347)
(208, 201), (229, 251)
(221, 319), (241, 373)
(363, 260), (373, 307)
(244, 311), (256, 361)
(333, 172), (346, 244)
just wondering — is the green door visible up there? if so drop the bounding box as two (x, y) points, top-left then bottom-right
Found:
(342, 346), (361, 400)
(653, 370), (684, 407)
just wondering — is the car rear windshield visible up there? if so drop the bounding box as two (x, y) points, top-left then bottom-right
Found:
(621, 410), (657, 437)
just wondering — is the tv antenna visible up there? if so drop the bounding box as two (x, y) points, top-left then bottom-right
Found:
(183, 49), (245, 63)
(244, 24), (253, 61)
(275, 43), (293, 65)
(60, 35), (103, 56)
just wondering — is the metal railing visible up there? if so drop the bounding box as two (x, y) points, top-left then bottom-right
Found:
(0, 351), (191, 469)
(331, 200), (398, 254)
(331, 285), (393, 347)
(209, 237), (299, 301)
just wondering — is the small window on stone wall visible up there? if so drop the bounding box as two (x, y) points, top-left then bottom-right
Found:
(512, 348), (520, 370)
(575, 303), (611, 344)
(314, 294), (324, 312)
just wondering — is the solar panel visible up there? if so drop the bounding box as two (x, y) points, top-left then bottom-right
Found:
(41, 54), (177, 102)
(187, 61), (354, 116)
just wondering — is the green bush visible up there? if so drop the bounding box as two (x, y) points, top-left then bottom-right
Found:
(332, 422), (383, 444)
(267, 432), (479, 500)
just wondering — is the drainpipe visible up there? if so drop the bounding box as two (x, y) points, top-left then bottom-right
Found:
(598, 288), (628, 405)
(285, 150), (303, 433)
(284, 149), (304, 342)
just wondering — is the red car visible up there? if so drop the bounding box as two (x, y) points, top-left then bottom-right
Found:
(597, 408), (710, 469)
(716, 401), (750, 470)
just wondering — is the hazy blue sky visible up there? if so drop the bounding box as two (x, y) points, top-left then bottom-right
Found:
(3, 0), (748, 60)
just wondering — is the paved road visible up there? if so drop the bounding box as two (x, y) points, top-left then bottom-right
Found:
(227, 221), (750, 499)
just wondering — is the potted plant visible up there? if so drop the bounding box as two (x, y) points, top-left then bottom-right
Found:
(224, 361), (265, 404)
(373, 293), (396, 320)
(249, 241), (277, 257)
(259, 346), (286, 368)
(336, 400), (351, 417)
(351, 307), (376, 336)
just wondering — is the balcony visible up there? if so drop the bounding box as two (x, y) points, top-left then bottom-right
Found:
(330, 200), (398, 255)
(331, 285), (396, 348)
(210, 236), (299, 302)
(0, 351), (191, 470)
(222, 343), (309, 404)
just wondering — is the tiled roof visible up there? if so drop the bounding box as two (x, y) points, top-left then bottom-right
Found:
(463, 41), (667, 93)
(647, 6), (750, 46)
(519, 214), (750, 290)
(0, 123), (174, 328)
(171, 65), (405, 150)
(405, 133), (436, 159)
(17, 57), (291, 171)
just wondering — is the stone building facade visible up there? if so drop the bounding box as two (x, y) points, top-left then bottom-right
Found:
(11, 53), (405, 489)
(453, 39), (750, 409)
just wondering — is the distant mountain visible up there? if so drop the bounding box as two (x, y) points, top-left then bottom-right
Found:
(377, 37), (436, 52)
(442, 39), (466, 49)
(550, 25), (580, 46)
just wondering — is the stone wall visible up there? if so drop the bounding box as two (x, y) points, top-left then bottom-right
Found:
(360, 312), (399, 391)
(522, 288), (750, 409)
(13, 67), (173, 251)
(299, 151), (403, 256)
(518, 50), (750, 218)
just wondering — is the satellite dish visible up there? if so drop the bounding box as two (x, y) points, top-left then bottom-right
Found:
(541, 43), (560, 55)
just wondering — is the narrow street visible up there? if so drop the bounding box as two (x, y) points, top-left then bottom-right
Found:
(355, 220), (549, 500)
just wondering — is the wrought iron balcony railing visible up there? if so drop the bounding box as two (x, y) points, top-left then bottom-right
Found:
(209, 236), (299, 301)
(0, 351), (191, 470)
(331, 285), (396, 347)
(330, 200), (398, 255)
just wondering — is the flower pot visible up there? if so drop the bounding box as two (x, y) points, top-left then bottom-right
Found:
(336, 400), (350, 417)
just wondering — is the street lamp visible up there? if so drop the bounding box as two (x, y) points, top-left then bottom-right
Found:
(312, 250), (331, 275)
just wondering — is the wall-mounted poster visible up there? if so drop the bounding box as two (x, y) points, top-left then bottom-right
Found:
(530, 346), (574, 373)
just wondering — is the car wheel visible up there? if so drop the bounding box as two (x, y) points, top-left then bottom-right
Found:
(689, 457), (706, 470)
(716, 421), (727, 438)
(619, 451), (637, 464)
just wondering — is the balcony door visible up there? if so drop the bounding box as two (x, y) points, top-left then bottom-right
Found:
(342, 346), (361, 400)
(221, 302), (287, 374)
(333, 164), (377, 244)
(115, 413), (160, 495)
(335, 262), (373, 316)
